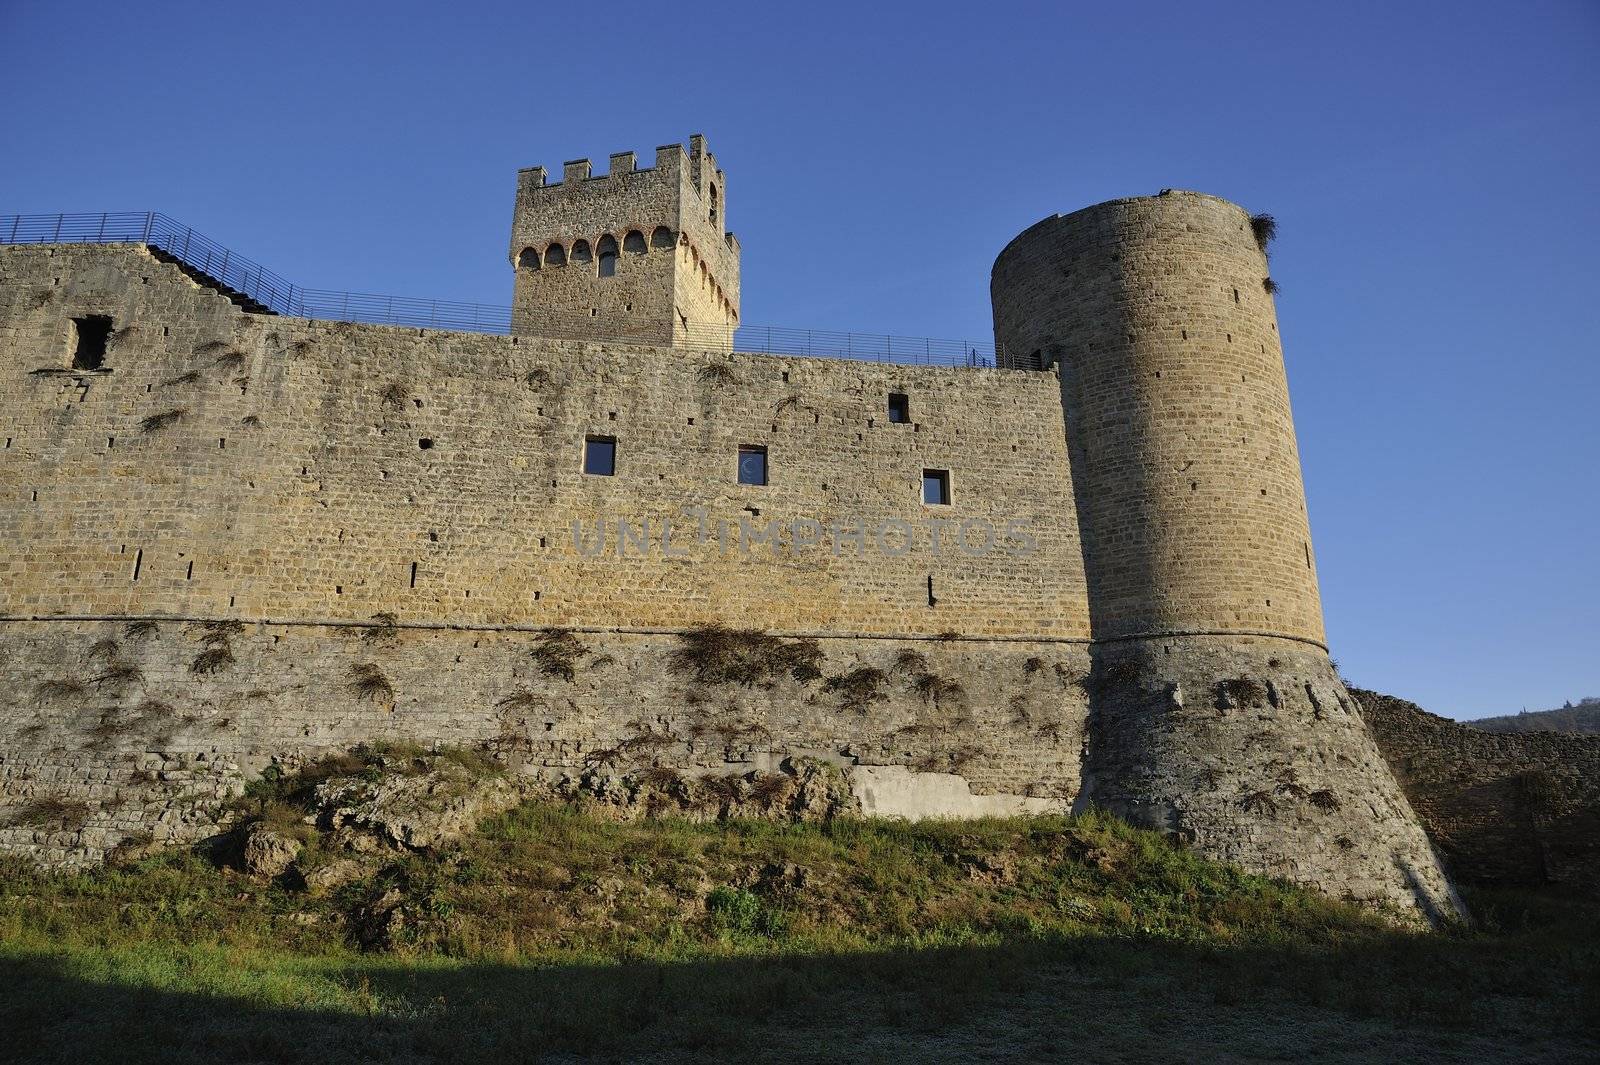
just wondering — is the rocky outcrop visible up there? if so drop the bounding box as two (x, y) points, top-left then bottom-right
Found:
(312, 760), (521, 852)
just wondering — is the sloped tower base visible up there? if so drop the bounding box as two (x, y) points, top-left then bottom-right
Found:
(1079, 636), (1461, 920)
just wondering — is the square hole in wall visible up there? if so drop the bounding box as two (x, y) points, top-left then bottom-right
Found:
(888, 393), (910, 423)
(70, 315), (113, 370)
(583, 436), (616, 476)
(922, 469), (951, 505)
(737, 445), (767, 486)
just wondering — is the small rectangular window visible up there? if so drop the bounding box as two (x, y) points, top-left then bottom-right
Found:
(887, 393), (910, 423)
(922, 469), (950, 505)
(738, 445), (768, 486)
(71, 315), (113, 370)
(583, 436), (616, 476)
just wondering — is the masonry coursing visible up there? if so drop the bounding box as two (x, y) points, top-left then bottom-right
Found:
(2, 147), (1557, 920)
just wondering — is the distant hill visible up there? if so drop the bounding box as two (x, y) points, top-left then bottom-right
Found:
(1467, 697), (1600, 735)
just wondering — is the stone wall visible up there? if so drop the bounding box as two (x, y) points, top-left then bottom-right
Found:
(1360, 691), (1600, 893)
(0, 238), (1091, 869)
(1079, 637), (1461, 919)
(0, 243), (1087, 637)
(0, 618), (1088, 867)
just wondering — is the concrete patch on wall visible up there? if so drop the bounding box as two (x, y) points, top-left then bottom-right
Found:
(851, 764), (1066, 820)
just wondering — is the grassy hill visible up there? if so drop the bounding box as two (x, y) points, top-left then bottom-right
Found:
(1468, 697), (1600, 735)
(3, 797), (1596, 1063)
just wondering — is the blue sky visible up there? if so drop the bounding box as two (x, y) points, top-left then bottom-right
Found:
(2, 0), (1595, 719)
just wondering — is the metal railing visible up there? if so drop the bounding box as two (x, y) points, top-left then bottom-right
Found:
(0, 211), (998, 366)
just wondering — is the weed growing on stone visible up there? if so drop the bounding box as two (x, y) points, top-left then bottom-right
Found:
(348, 663), (395, 705)
(139, 408), (186, 433)
(1250, 212), (1278, 251)
(669, 626), (822, 687)
(531, 630), (588, 681)
(820, 667), (889, 713)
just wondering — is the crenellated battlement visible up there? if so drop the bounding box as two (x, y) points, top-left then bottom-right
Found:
(509, 132), (739, 346)
(513, 135), (722, 191)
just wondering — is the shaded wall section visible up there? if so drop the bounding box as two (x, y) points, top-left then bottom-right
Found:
(1360, 690), (1600, 893)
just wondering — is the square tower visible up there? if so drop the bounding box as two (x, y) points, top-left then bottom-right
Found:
(508, 133), (740, 348)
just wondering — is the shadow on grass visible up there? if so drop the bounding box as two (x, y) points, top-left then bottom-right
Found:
(6, 927), (1597, 1065)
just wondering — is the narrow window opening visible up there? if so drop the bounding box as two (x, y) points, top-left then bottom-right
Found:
(1304, 542), (1312, 568)
(887, 393), (910, 424)
(738, 445), (768, 486)
(922, 469), (950, 505)
(410, 561), (418, 588)
(596, 234), (618, 277)
(1233, 288), (1240, 303)
(186, 561), (194, 580)
(71, 315), (113, 370)
(131, 548), (143, 581)
(583, 436), (616, 476)
(927, 574), (938, 606)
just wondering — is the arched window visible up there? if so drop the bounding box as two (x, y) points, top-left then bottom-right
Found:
(544, 242), (566, 267)
(650, 225), (674, 249)
(517, 247), (540, 271)
(596, 234), (618, 278)
(623, 230), (647, 255)
(571, 239), (592, 263)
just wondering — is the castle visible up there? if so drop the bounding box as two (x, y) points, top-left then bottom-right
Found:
(0, 134), (1466, 918)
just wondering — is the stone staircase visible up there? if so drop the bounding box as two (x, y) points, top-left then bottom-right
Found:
(147, 246), (276, 315)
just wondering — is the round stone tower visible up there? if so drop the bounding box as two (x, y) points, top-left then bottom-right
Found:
(992, 191), (1461, 920)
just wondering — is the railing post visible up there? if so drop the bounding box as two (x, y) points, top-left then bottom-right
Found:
(140, 213), (153, 244)
(8, 216), (18, 242)
(53, 214), (63, 242)
(96, 212), (107, 241)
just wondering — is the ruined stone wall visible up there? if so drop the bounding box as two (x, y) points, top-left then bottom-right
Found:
(992, 190), (1323, 644)
(1360, 691), (1600, 893)
(0, 243), (1086, 638)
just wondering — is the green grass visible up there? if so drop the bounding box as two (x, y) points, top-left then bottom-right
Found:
(1, 806), (1595, 1063)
